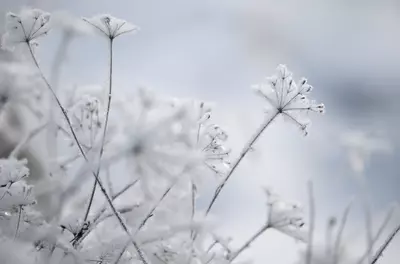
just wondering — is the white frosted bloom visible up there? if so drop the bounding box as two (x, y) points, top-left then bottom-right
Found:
(82, 14), (138, 39)
(264, 188), (306, 241)
(0, 158), (29, 186)
(253, 65), (325, 135)
(1, 9), (50, 50)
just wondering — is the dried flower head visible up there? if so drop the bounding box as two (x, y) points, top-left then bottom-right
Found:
(2, 8), (51, 50)
(253, 65), (325, 135)
(82, 14), (138, 40)
(264, 187), (306, 241)
(0, 158), (29, 186)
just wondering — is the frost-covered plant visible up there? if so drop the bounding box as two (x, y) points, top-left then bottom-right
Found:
(0, 6), (396, 264)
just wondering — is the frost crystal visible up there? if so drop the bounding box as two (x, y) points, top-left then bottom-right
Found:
(253, 65), (325, 135)
(1, 9), (50, 50)
(82, 14), (138, 39)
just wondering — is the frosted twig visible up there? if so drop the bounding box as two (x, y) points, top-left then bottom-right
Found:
(206, 111), (279, 215)
(229, 224), (269, 261)
(371, 223), (400, 264)
(357, 205), (396, 264)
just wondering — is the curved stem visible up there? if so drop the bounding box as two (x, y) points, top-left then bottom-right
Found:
(205, 110), (279, 215)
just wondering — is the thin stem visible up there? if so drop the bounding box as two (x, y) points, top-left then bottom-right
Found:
(74, 179), (139, 247)
(14, 205), (22, 239)
(332, 199), (353, 264)
(305, 181), (315, 264)
(357, 206), (396, 264)
(190, 182), (196, 239)
(135, 181), (176, 233)
(26, 41), (147, 264)
(371, 223), (400, 264)
(205, 110), (279, 215)
(229, 224), (269, 261)
(84, 39), (114, 222)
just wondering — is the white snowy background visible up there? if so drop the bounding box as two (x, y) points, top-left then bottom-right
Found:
(1, 0), (399, 263)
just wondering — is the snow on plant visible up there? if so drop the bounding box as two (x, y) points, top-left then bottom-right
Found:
(0, 6), (396, 264)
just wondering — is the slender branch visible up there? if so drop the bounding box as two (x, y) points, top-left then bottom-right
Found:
(190, 182), (196, 239)
(357, 206), (396, 264)
(305, 181), (315, 264)
(25, 40), (147, 264)
(73, 179), (139, 247)
(229, 224), (269, 261)
(135, 181), (176, 234)
(84, 38), (114, 222)
(205, 110), (279, 215)
(332, 199), (353, 264)
(14, 205), (22, 239)
(371, 223), (400, 264)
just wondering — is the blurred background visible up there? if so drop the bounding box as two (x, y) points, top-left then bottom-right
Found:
(1, 0), (399, 263)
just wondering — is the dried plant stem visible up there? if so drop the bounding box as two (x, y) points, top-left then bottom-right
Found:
(26, 41), (148, 264)
(305, 181), (315, 264)
(371, 223), (400, 264)
(74, 179), (139, 246)
(332, 199), (353, 264)
(357, 206), (396, 264)
(229, 224), (269, 261)
(84, 39), (114, 222)
(206, 111), (279, 215)
(14, 205), (22, 239)
(190, 182), (196, 238)
(136, 180), (177, 233)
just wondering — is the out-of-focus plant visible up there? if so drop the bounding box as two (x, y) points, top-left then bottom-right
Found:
(0, 6), (396, 264)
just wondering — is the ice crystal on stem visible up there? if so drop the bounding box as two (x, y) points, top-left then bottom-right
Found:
(82, 14), (138, 39)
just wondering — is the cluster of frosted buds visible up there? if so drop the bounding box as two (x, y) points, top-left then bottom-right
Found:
(253, 65), (325, 135)
(2, 9), (50, 50)
(176, 100), (231, 177)
(68, 94), (103, 148)
(264, 188), (306, 241)
(82, 14), (138, 40)
(195, 102), (230, 176)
